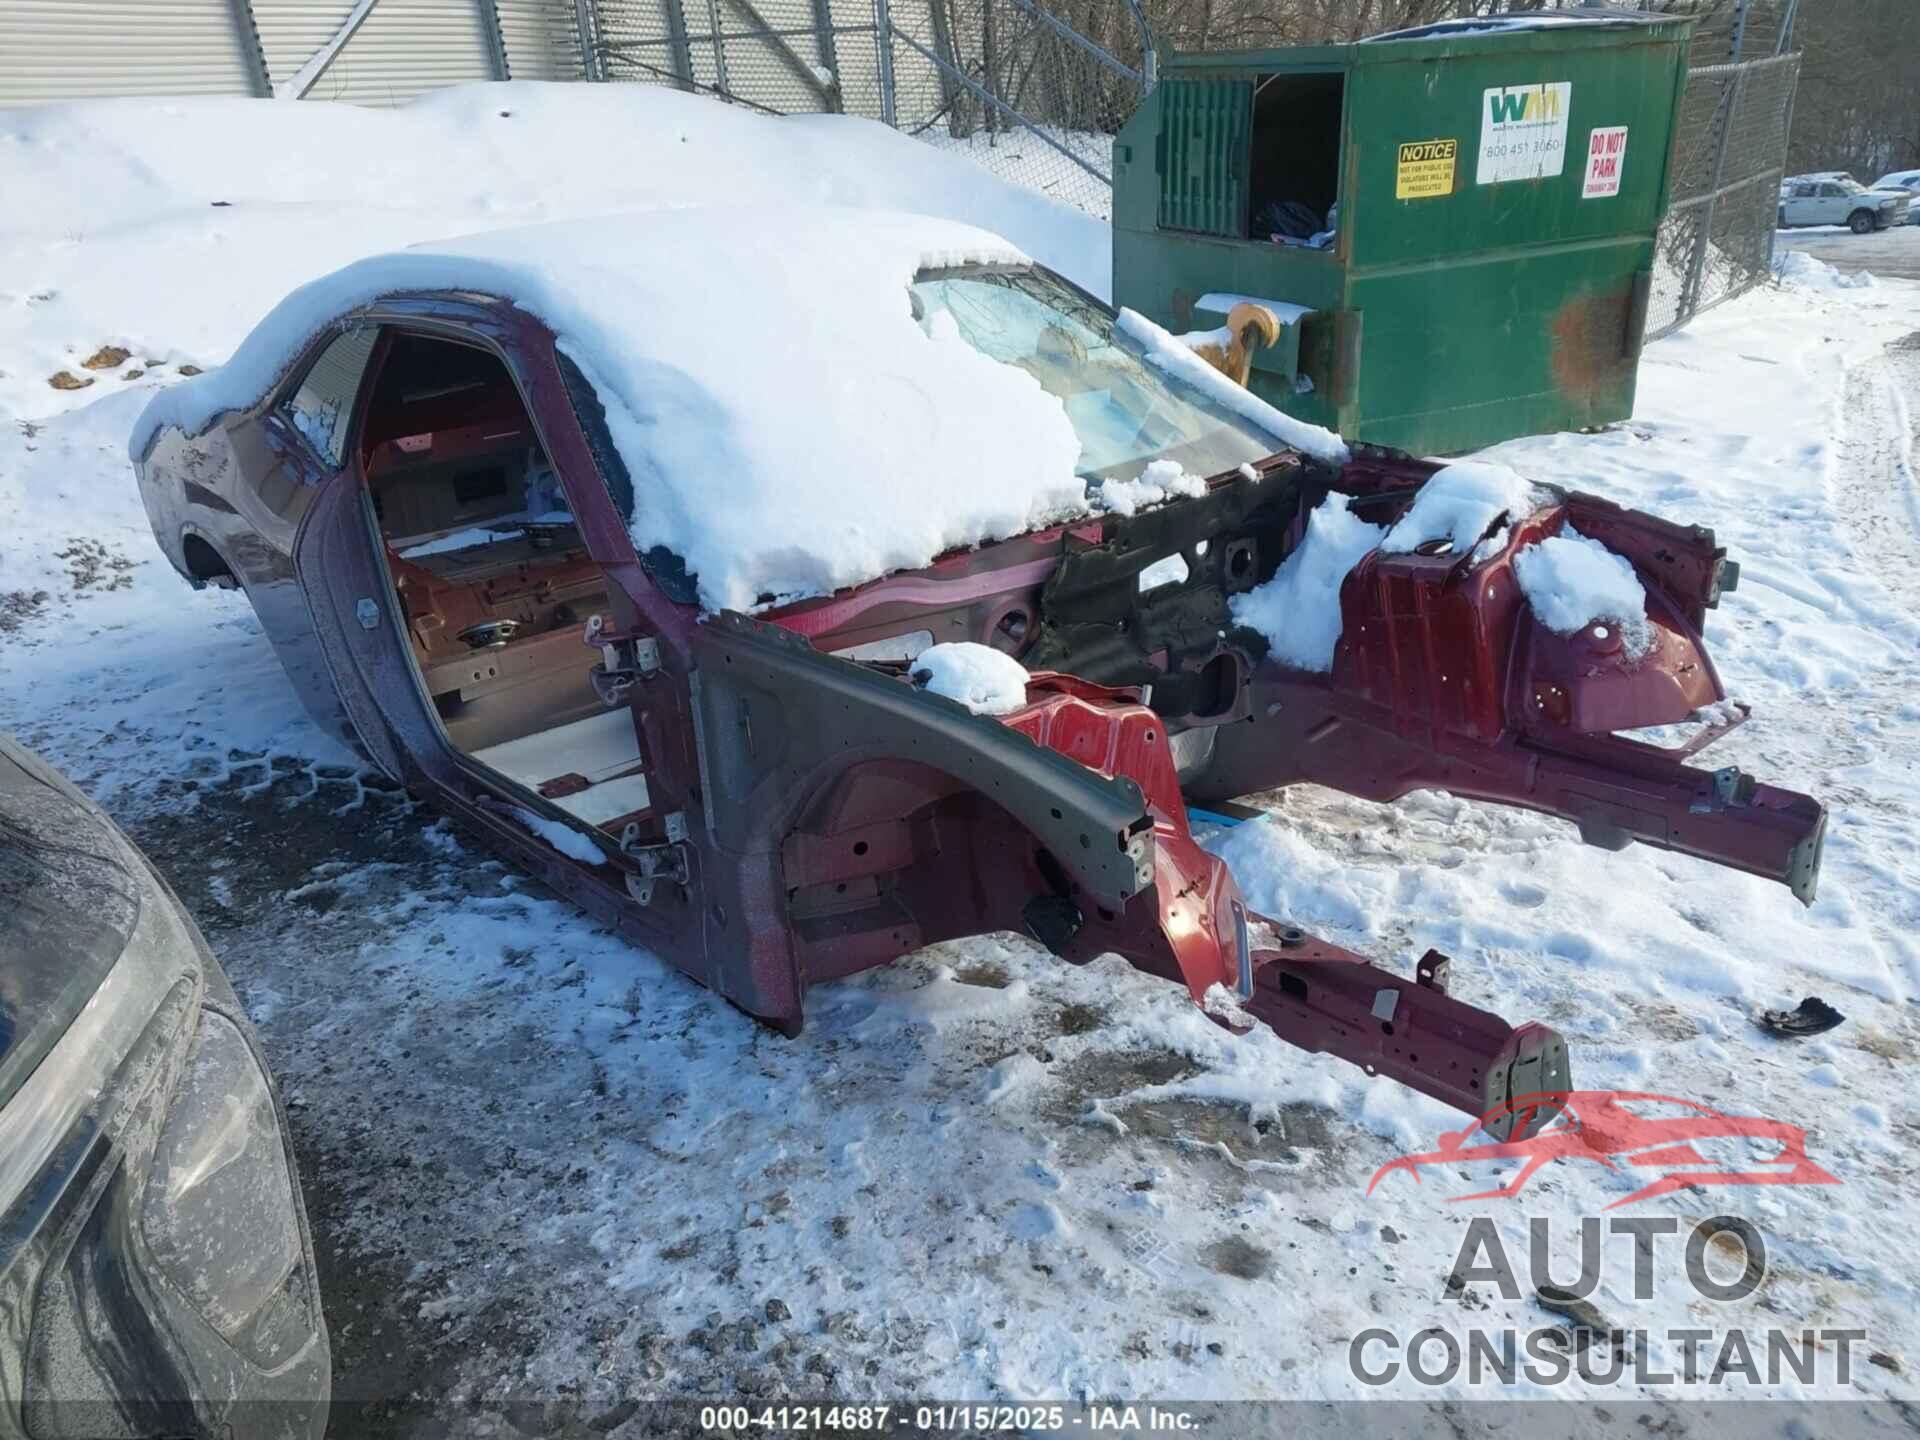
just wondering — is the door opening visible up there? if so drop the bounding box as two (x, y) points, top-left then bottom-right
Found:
(1248, 72), (1345, 245)
(358, 332), (654, 833)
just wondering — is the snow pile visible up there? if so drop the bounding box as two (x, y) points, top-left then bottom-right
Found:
(1200, 982), (1253, 1029)
(1115, 309), (1350, 465)
(1512, 527), (1654, 658)
(909, 642), (1032, 715)
(508, 806), (607, 865)
(1229, 493), (1385, 671)
(0, 83), (1108, 426)
(919, 126), (1117, 222)
(130, 208), (1090, 613)
(1774, 248), (1877, 292)
(1380, 461), (1543, 556)
(1092, 459), (1207, 517)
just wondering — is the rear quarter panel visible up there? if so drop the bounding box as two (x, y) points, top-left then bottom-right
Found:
(135, 410), (349, 750)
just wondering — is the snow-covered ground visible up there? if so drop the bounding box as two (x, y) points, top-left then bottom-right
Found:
(4, 85), (1920, 1428)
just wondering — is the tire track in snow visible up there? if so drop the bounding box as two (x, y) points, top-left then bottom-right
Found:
(1886, 337), (1920, 536)
(1826, 340), (1920, 1001)
(1837, 336), (1920, 599)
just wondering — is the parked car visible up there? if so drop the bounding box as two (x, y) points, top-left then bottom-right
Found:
(1871, 168), (1920, 223)
(0, 736), (329, 1439)
(1779, 173), (1911, 232)
(129, 210), (1826, 1138)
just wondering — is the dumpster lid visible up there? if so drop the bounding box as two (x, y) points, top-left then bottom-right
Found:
(1364, 7), (1662, 44)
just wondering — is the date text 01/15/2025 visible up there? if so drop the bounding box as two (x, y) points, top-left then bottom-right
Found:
(697, 1404), (1203, 1432)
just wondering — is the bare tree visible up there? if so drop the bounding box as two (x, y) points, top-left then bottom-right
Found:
(1783, 0), (1920, 178)
(919, 0), (1915, 191)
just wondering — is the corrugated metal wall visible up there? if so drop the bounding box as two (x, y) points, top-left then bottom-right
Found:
(494, 0), (585, 80)
(0, 0), (1000, 121)
(252, 1), (362, 94)
(0, 0), (262, 104)
(254, 0), (498, 103)
(0, 0), (591, 107)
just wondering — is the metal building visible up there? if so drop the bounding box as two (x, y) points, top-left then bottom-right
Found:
(0, 0), (585, 106)
(0, 0), (267, 102)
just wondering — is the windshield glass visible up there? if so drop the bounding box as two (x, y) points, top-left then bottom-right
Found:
(1839, 178), (1869, 195)
(910, 267), (1275, 484)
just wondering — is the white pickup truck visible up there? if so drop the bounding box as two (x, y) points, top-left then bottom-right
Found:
(1872, 169), (1920, 224)
(1779, 174), (1912, 233)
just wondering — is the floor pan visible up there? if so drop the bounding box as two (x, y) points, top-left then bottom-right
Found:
(470, 707), (651, 824)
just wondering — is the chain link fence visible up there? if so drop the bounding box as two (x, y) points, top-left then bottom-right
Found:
(582, 0), (1149, 217)
(1643, 0), (1804, 338)
(885, 0), (1153, 217)
(1647, 51), (1800, 337)
(586, 0), (889, 115)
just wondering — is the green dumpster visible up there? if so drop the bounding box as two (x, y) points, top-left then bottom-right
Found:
(1111, 13), (1694, 456)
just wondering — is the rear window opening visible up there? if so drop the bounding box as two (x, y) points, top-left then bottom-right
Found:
(1248, 72), (1345, 246)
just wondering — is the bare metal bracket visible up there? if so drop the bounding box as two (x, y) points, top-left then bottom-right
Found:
(1691, 764), (1760, 814)
(586, 613), (662, 708)
(620, 813), (689, 905)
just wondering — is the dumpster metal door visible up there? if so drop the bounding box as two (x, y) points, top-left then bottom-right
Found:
(1156, 77), (1252, 237)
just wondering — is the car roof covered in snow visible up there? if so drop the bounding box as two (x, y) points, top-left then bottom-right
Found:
(131, 206), (1111, 613)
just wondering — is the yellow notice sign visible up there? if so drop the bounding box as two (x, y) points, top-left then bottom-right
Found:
(1396, 138), (1458, 200)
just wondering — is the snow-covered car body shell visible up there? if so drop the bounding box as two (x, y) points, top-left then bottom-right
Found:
(130, 270), (1826, 1131)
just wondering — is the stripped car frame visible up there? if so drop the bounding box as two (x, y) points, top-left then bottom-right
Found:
(133, 272), (1827, 1142)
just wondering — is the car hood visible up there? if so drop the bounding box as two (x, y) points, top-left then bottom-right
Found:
(0, 738), (142, 1111)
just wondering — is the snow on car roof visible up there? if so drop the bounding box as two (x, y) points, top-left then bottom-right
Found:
(7, 83), (1110, 424)
(131, 207), (1104, 613)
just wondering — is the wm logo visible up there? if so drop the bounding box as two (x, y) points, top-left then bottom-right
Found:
(1488, 85), (1564, 125)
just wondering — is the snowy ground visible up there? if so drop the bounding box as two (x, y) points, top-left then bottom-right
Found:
(4, 87), (1920, 1430)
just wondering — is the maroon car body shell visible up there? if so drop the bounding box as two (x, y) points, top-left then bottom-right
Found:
(131, 285), (1827, 1139)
